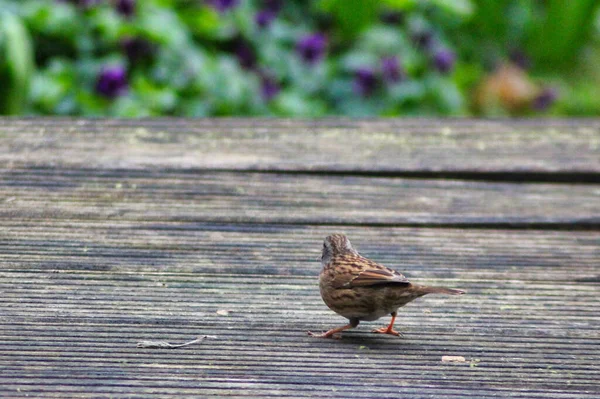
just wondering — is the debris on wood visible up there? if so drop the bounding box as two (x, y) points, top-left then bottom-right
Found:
(441, 355), (466, 363)
(137, 335), (215, 349)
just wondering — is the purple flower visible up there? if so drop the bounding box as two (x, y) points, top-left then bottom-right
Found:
(354, 67), (378, 97)
(432, 48), (455, 74)
(260, 74), (280, 101)
(255, 10), (276, 28)
(381, 56), (404, 83)
(233, 40), (256, 70)
(533, 88), (557, 111)
(208, 0), (238, 12)
(296, 33), (327, 65)
(115, 0), (135, 17)
(121, 37), (154, 63)
(263, 0), (282, 13)
(96, 66), (128, 98)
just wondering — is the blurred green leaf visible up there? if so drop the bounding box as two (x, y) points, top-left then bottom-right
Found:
(359, 26), (411, 54)
(179, 98), (211, 117)
(110, 96), (153, 117)
(273, 91), (327, 117)
(181, 6), (221, 38)
(527, 0), (599, 69)
(88, 7), (123, 45)
(426, 75), (465, 115)
(137, 5), (190, 46)
(318, 0), (380, 38)
(388, 80), (427, 103)
(381, 0), (417, 10)
(30, 59), (75, 114)
(0, 10), (34, 114)
(206, 56), (255, 114)
(429, 0), (474, 18)
(131, 73), (177, 113)
(20, 1), (79, 39)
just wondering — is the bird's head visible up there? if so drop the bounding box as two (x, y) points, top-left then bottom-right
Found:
(321, 234), (357, 266)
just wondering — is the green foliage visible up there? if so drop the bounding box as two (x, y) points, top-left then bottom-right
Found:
(526, 0), (598, 68)
(0, 0), (599, 116)
(0, 10), (34, 114)
(317, 0), (380, 38)
(466, 0), (599, 69)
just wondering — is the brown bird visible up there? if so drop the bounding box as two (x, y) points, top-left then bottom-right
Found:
(308, 234), (465, 338)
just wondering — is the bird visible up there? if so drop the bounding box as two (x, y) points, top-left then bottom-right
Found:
(308, 234), (465, 339)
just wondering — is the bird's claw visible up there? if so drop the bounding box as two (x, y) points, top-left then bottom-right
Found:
(307, 331), (342, 339)
(372, 327), (403, 337)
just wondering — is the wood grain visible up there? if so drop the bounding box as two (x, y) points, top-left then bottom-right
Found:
(2, 168), (599, 227)
(0, 118), (599, 398)
(1, 271), (599, 398)
(1, 222), (599, 281)
(1, 118), (599, 174)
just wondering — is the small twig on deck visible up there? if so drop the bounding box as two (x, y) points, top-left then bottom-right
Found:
(136, 335), (215, 349)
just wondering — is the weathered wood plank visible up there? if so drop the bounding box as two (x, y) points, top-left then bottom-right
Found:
(1, 222), (599, 282)
(1, 272), (598, 398)
(1, 118), (598, 399)
(2, 168), (599, 226)
(1, 118), (599, 174)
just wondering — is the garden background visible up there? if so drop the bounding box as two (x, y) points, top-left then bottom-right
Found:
(1, 0), (599, 117)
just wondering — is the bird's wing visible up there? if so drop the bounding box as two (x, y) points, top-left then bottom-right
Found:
(329, 254), (410, 289)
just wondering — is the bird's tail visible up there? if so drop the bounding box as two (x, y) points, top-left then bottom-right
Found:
(416, 285), (465, 295)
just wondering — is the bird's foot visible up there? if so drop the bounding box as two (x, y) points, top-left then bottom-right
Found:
(372, 326), (403, 337)
(308, 323), (355, 339)
(307, 330), (342, 339)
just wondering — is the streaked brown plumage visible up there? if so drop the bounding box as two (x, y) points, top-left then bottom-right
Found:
(308, 234), (465, 338)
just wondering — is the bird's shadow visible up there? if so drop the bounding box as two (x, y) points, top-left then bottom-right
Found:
(305, 330), (424, 350)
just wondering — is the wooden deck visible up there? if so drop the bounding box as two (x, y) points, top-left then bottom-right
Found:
(1, 118), (599, 398)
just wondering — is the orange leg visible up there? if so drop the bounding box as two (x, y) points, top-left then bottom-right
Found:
(372, 312), (402, 336)
(308, 319), (358, 339)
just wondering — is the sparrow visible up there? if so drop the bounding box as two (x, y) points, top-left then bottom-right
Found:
(308, 234), (465, 338)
